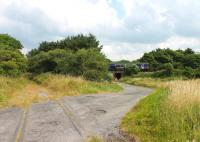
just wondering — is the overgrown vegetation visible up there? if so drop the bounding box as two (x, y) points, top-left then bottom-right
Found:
(0, 33), (122, 108)
(139, 48), (200, 78)
(116, 48), (200, 78)
(33, 73), (122, 96)
(0, 76), (30, 107)
(121, 79), (200, 142)
(0, 74), (122, 108)
(28, 34), (110, 81)
(121, 77), (167, 88)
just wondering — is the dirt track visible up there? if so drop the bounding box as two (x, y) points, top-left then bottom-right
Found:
(0, 84), (152, 142)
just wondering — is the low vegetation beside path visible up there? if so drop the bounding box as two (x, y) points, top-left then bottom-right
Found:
(0, 74), (122, 108)
(121, 78), (200, 142)
(121, 77), (168, 88)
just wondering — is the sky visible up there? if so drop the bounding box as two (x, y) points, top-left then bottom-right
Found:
(0, 0), (200, 61)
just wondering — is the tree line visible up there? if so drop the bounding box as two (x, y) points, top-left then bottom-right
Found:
(140, 48), (200, 78)
(116, 48), (200, 78)
(1, 33), (200, 79)
(0, 34), (110, 81)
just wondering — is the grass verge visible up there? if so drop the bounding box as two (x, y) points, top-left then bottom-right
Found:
(0, 76), (29, 107)
(0, 74), (122, 108)
(121, 88), (167, 142)
(121, 78), (200, 142)
(121, 77), (167, 88)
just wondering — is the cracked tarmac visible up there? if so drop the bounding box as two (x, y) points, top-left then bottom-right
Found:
(0, 84), (152, 142)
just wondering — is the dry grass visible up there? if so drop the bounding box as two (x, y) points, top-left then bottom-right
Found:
(34, 74), (123, 98)
(167, 80), (200, 109)
(121, 78), (200, 142)
(0, 74), (122, 108)
(121, 77), (166, 88)
(0, 76), (51, 108)
(7, 83), (51, 108)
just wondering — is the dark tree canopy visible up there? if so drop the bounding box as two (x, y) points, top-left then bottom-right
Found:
(139, 48), (200, 78)
(28, 34), (102, 57)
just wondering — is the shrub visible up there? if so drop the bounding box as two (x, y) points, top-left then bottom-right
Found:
(0, 34), (27, 77)
(182, 67), (196, 78)
(28, 34), (110, 81)
(124, 65), (139, 76)
(0, 49), (27, 76)
(75, 48), (110, 81)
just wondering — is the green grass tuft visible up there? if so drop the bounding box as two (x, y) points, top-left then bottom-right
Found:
(121, 88), (167, 142)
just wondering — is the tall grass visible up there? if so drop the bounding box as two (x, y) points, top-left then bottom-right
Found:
(34, 73), (122, 98)
(167, 80), (200, 109)
(0, 76), (28, 106)
(0, 76), (50, 108)
(121, 77), (167, 88)
(162, 80), (200, 141)
(121, 79), (200, 142)
(0, 74), (122, 108)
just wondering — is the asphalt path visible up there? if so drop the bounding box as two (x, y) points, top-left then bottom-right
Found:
(0, 84), (152, 142)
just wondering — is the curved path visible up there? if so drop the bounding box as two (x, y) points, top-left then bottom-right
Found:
(0, 84), (152, 142)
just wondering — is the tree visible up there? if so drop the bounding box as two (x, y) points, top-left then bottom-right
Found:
(28, 34), (110, 81)
(0, 34), (27, 76)
(28, 34), (102, 57)
(139, 48), (200, 78)
(184, 48), (195, 55)
(0, 34), (23, 50)
(28, 49), (72, 74)
(184, 54), (200, 69)
(124, 65), (139, 76)
(75, 49), (109, 81)
(162, 63), (174, 76)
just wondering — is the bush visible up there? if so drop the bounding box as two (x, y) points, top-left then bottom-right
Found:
(75, 48), (110, 81)
(194, 68), (200, 78)
(139, 48), (200, 78)
(0, 34), (23, 50)
(28, 49), (72, 74)
(0, 34), (27, 77)
(124, 65), (139, 76)
(183, 67), (196, 78)
(171, 69), (184, 77)
(152, 70), (167, 78)
(28, 34), (110, 81)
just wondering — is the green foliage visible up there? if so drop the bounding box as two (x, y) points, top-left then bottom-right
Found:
(28, 49), (72, 74)
(121, 89), (167, 142)
(28, 34), (110, 81)
(28, 34), (102, 57)
(75, 49), (109, 81)
(0, 34), (23, 50)
(124, 64), (139, 76)
(0, 34), (27, 76)
(113, 60), (131, 65)
(139, 48), (200, 78)
(121, 79), (200, 142)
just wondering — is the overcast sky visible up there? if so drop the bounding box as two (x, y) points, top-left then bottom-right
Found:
(0, 0), (200, 61)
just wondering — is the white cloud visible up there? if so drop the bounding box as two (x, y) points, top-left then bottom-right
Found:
(0, 0), (200, 60)
(103, 36), (200, 61)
